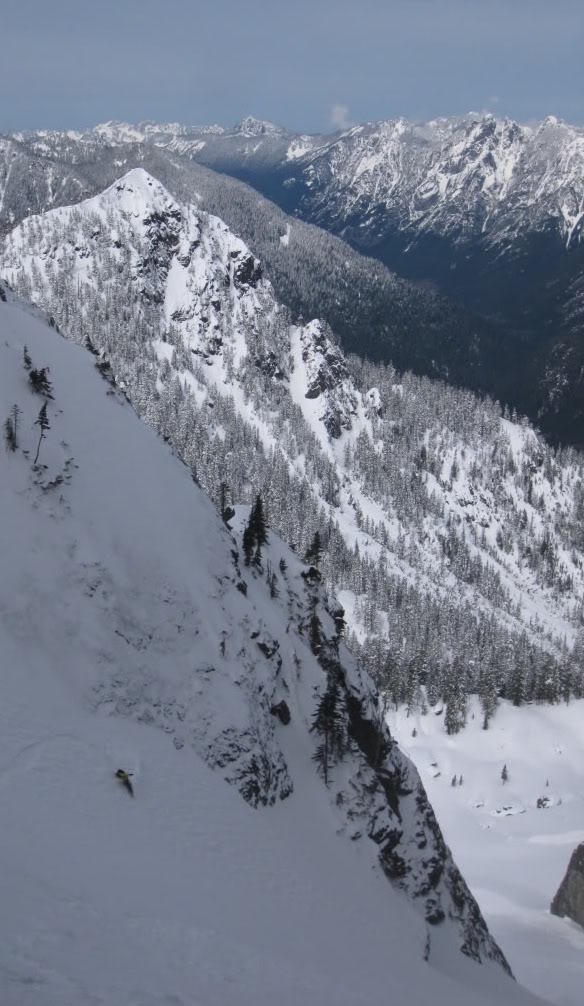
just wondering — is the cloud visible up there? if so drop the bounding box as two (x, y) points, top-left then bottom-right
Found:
(330, 103), (355, 131)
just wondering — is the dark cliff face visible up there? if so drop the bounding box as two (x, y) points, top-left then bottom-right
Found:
(551, 843), (584, 928)
(312, 607), (513, 975)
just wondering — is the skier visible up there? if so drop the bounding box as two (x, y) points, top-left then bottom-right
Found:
(115, 768), (134, 796)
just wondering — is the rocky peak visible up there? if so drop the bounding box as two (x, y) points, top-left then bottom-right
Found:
(296, 321), (360, 439)
(233, 116), (286, 137)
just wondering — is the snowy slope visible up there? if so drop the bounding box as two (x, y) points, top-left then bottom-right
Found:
(388, 698), (584, 1006)
(2, 169), (583, 711)
(0, 286), (540, 1004)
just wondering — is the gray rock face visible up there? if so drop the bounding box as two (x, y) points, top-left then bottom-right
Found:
(551, 844), (584, 927)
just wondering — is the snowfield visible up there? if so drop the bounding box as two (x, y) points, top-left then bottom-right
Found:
(388, 698), (584, 1006)
(0, 290), (545, 1005)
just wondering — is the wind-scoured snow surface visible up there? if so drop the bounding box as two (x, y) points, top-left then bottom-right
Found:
(389, 698), (584, 1006)
(0, 289), (542, 1005)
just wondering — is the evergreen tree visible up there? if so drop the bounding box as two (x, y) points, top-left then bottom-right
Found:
(33, 402), (50, 464)
(501, 763), (509, 784)
(10, 404), (21, 450)
(29, 367), (53, 398)
(242, 522), (255, 566)
(251, 494), (267, 547)
(311, 673), (346, 786)
(4, 416), (16, 452)
(305, 530), (323, 568)
(309, 603), (323, 655)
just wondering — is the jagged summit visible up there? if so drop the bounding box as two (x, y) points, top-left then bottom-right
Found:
(232, 115), (287, 137)
(87, 166), (180, 215)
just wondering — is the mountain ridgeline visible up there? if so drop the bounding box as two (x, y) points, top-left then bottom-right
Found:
(3, 113), (584, 443)
(2, 169), (584, 740)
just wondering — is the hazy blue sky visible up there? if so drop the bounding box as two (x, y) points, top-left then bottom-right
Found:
(2, 0), (583, 132)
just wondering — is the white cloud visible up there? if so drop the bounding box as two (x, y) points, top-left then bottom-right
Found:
(330, 103), (355, 131)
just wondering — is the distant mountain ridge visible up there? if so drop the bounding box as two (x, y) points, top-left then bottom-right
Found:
(20, 111), (583, 253)
(2, 112), (584, 442)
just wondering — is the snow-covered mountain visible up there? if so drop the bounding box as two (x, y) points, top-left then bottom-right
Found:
(29, 111), (581, 254)
(0, 283), (536, 1005)
(266, 114), (584, 251)
(2, 113), (584, 443)
(2, 169), (584, 732)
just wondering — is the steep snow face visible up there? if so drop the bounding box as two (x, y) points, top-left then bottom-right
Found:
(0, 286), (533, 1004)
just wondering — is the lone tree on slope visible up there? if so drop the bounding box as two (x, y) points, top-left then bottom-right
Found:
(29, 366), (53, 398)
(242, 494), (268, 566)
(33, 402), (50, 464)
(4, 405), (20, 452)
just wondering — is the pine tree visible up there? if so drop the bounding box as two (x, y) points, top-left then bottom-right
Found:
(309, 603), (323, 655)
(4, 416), (16, 452)
(501, 763), (509, 784)
(242, 523), (254, 566)
(23, 345), (32, 370)
(10, 404), (21, 449)
(305, 530), (323, 569)
(219, 481), (235, 524)
(33, 402), (50, 464)
(311, 673), (346, 786)
(29, 367), (53, 398)
(242, 495), (268, 568)
(251, 494), (267, 547)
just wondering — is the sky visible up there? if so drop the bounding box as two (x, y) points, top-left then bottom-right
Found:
(2, 0), (584, 133)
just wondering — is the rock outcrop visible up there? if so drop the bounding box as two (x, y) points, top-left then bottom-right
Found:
(551, 843), (584, 927)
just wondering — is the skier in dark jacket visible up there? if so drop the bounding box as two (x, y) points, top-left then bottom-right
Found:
(115, 769), (134, 796)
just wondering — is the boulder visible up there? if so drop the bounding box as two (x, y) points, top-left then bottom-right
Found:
(270, 700), (291, 725)
(551, 843), (584, 927)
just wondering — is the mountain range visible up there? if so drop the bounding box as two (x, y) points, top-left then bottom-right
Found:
(1, 119), (584, 1003)
(6, 112), (579, 443)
